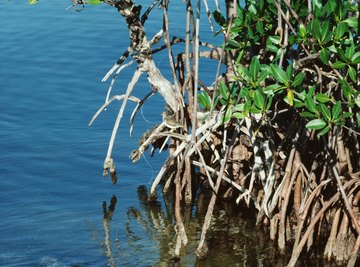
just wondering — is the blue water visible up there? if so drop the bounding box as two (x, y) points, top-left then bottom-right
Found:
(0, 1), (281, 267)
(0, 1), (205, 266)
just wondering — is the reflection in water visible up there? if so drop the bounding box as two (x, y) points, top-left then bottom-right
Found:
(102, 195), (117, 267)
(93, 186), (344, 266)
(95, 186), (294, 266)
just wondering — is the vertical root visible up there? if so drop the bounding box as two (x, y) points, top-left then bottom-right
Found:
(324, 207), (341, 261)
(278, 160), (301, 252)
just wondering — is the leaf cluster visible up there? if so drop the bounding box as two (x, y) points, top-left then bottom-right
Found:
(203, 0), (359, 136)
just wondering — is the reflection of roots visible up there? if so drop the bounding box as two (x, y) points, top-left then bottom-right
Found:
(102, 195), (117, 267)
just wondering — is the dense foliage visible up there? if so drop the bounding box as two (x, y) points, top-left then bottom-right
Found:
(200, 0), (359, 135)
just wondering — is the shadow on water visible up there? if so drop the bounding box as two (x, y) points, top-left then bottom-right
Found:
(97, 187), (294, 267)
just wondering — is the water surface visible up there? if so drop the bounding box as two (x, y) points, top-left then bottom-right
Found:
(1, 1), (283, 266)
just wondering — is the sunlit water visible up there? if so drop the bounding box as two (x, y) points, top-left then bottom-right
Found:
(0, 1), (296, 266)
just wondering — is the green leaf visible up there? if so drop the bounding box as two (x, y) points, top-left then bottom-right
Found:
(351, 52), (360, 64)
(269, 35), (281, 45)
(234, 104), (245, 112)
(263, 84), (283, 95)
(213, 10), (226, 26)
(348, 66), (357, 83)
(226, 39), (240, 49)
(357, 113), (360, 127)
(256, 21), (264, 35)
(219, 82), (229, 101)
(87, 0), (102, 4)
(249, 57), (260, 81)
(320, 48), (329, 65)
(345, 42), (355, 60)
(314, 93), (330, 103)
(305, 95), (317, 113)
(339, 112), (353, 120)
(275, 48), (283, 61)
(301, 111), (317, 118)
(320, 21), (330, 43)
(321, 31), (332, 45)
(248, 4), (257, 15)
(334, 22), (348, 40)
(317, 125), (330, 136)
(319, 104), (331, 121)
(223, 106), (232, 124)
(254, 90), (265, 110)
(238, 66), (252, 81)
(312, 19), (321, 41)
(294, 98), (305, 108)
(258, 70), (268, 83)
(343, 17), (358, 28)
(236, 6), (244, 23)
(233, 112), (246, 119)
(270, 64), (288, 84)
(306, 119), (326, 130)
(266, 44), (279, 53)
(332, 101), (341, 121)
(332, 61), (346, 69)
(328, 45), (337, 53)
(339, 79), (354, 101)
(287, 90), (294, 106)
(337, 49), (347, 62)
(250, 104), (262, 114)
(292, 72), (305, 87)
(328, 0), (337, 12)
(308, 86), (315, 96)
(240, 87), (250, 99)
(28, 0), (39, 4)
(244, 100), (251, 115)
(266, 96), (273, 110)
(299, 23), (306, 38)
(198, 92), (211, 111)
(229, 82), (238, 97)
(286, 64), (294, 80)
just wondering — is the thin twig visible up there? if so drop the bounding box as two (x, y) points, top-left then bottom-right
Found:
(202, 0), (214, 31)
(89, 94), (140, 126)
(129, 90), (155, 136)
(104, 70), (142, 174)
(191, 0), (201, 144)
(105, 60), (135, 103)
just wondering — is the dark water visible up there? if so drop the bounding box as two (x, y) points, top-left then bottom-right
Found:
(0, 1), (285, 266)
